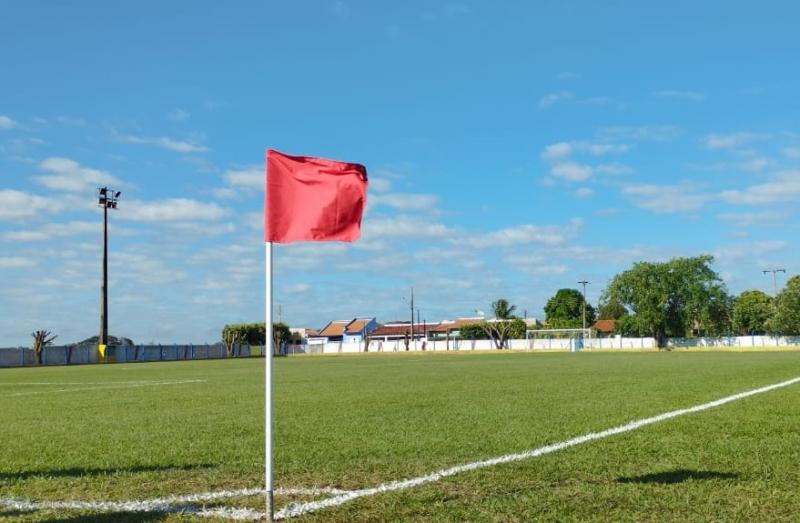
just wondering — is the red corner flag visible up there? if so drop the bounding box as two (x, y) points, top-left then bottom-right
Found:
(265, 149), (368, 243)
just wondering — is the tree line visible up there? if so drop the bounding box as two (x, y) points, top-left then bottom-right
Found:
(468, 255), (800, 349)
(544, 255), (800, 345)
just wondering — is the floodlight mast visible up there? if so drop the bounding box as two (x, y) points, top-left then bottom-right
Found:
(98, 187), (121, 350)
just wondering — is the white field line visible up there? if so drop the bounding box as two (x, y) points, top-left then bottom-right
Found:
(6, 379), (206, 397)
(0, 486), (352, 518)
(274, 375), (800, 520)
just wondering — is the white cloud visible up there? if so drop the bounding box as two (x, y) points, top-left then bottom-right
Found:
(167, 109), (190, 121)
(702, 132), (766, 150)
(551, 162), (593, 182)
(363, 215), (452, 239)
(369, 178), (392, 193)
(118, 133), (209, 153)
(222, 166), (262, 189)
(461, 219), (582, 248)
(717, 211), (788, 228)
(0, 115), (18, 129)
(782, 147), (800, 159)
(714, 240), (790, 261)
(598, 125), (680, 142)
(622, 183), (711, 213)
(738, 156), (772, 173)
(719, 170), (800, 205)
(541, 141), (631, 162)
(596, 163), (635, 175)
(118, 198), (230, 222)
(0, 257), (36, 269)
(284, 283), (312, 294)
(34, 157), (123, 193)
(0, 189), (53, 219)
(574, 187), (593, 198)
(1, 221), (98, 242)
(653, 90), (705, 101)
(210, 187), (240, 200)
(370, 192), (438, 210)
(541, 142), (572, 160)
(538, 91), (573, 109)
(584, 143), (632, 155)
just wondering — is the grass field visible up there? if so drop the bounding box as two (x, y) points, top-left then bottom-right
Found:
(1, 351), (800, 522)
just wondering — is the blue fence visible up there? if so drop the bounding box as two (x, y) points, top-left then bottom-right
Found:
(0, 344), (262, 368)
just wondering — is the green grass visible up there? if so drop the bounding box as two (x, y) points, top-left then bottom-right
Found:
(1, 351), (799, 522)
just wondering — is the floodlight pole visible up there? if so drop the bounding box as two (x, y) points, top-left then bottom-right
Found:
(578, 280), (590, 330)
(98, 187), (120, 349)
(101, 198), (108, 346)
(762, 268), (786, 297)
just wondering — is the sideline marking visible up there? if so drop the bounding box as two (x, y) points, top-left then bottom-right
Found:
(0, 486), (349, 517)
(274, 375), (800, 520)
(6, 379), (206, 397)
(1, 376), (798, 520)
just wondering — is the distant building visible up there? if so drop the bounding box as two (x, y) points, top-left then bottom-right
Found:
(343, 318), (378, 343)
(427, 317), (485, 340)
(289, 328), (318, 345)
(593, 319), (616, 337)
(370, 322), (429, 341)
(312, 318), (377, 343)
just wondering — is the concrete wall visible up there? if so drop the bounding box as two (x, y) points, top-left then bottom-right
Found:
(0, 343), (255, 368)
(309, 337), (658, 354)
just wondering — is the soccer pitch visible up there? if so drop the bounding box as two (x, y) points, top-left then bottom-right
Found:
(1, 351), (799, 522)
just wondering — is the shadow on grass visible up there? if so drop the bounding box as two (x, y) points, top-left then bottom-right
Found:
(617, 469), (738, 484)
(0, 463), (214, 482)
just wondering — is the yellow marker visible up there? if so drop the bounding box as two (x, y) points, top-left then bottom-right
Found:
(98, 344), (106, 359)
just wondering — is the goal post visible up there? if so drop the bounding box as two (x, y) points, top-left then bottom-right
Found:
(524, 328), (593, 352)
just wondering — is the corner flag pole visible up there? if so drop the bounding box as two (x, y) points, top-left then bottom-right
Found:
(265, 241), (274, 520)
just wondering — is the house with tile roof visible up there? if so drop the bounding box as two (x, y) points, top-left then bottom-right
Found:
(312, 318), (378, 343)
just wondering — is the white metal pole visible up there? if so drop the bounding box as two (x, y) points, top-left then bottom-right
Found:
(265, 241), (274, 520)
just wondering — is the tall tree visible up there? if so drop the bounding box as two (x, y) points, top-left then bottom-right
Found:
(732, 290), (773, 335)
(492, 298), (517, 320)
(477, 299), (523, 349)
(544, 288), (596, 328)
(603, 255), (731, 346)
(598, 297), (629, 320)
(767, 275), (800, 335)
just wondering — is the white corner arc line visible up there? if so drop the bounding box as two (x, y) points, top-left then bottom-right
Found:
(274, 376), (800, 520)
(0, 486), (353, 518)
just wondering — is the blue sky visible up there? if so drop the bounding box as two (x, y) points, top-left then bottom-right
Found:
(1, 1), (799, 345)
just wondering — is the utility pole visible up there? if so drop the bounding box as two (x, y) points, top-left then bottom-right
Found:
(98, 187), (121, 351)
(762, 268), (786, 297)
(278, 304), (283, 324)
(410, 287), (415, 350)
(578, 280), (590, 330)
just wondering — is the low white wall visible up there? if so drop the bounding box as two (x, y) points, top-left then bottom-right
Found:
(667, 335), (800, 348)
(309, 337), (658, 354)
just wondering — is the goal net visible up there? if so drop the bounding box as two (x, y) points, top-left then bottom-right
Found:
(524, 328), (593, 352)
